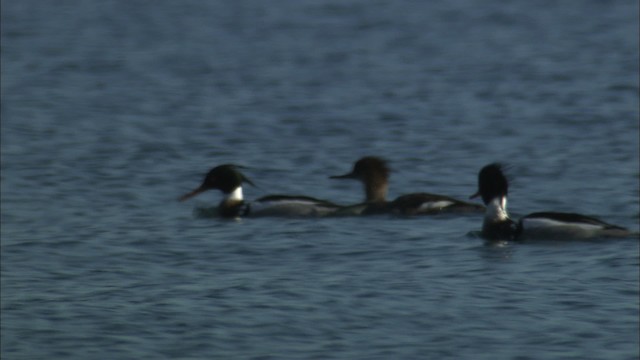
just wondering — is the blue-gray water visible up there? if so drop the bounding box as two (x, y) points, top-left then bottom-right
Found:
(2, 1), (639, 359)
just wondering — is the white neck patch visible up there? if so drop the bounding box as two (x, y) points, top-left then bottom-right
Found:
(486, 196), (509, 222)
(227, 186), (244, 202)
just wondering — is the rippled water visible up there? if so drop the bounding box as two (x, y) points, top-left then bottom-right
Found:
(2, 1), (639, 359)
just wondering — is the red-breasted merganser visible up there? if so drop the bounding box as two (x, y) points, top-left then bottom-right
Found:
(330, 156), (485, 215)
(471, 163), (633, 241)
(180, 164), (341, 218)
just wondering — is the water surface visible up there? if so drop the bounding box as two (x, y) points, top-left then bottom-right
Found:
(2, 1), (639, 359)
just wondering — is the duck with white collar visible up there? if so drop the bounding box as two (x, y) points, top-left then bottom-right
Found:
(180, 164), (342, 218)
(471, 163), (634, 241)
